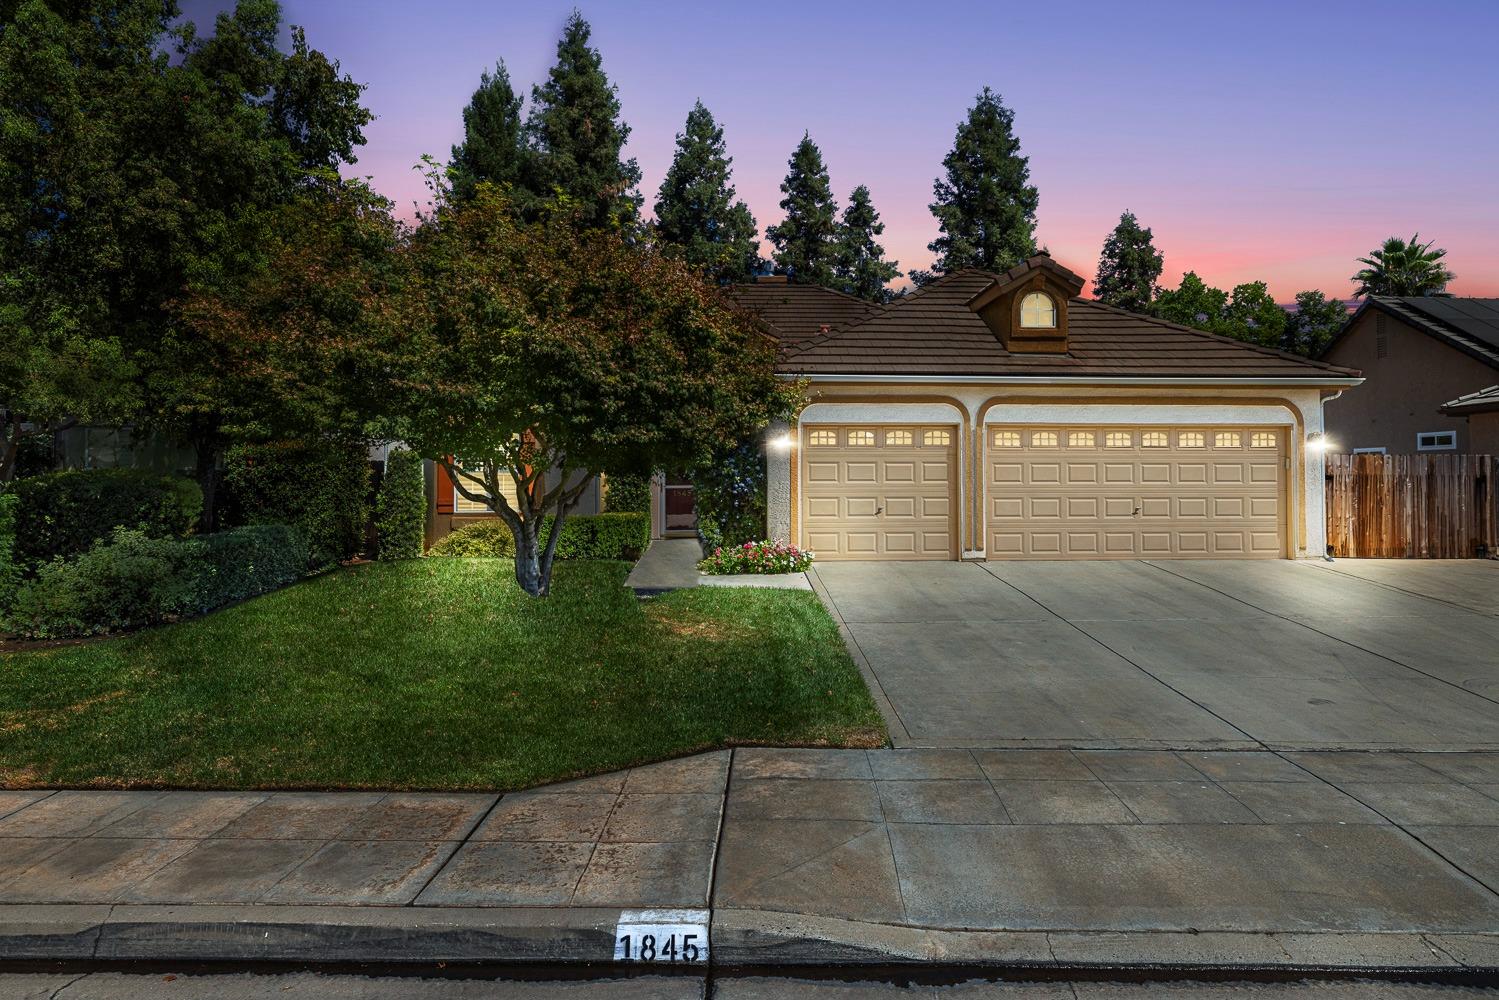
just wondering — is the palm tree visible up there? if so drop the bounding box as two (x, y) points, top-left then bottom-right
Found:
(1351, 234), (1455, 297)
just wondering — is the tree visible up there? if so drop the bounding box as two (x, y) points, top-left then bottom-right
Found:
(652, 101), (759, 283)
(920, 87), (1038, 283)
(832, 185), (900, 302)
(1351, 234), (1455, 297)
(1282, 290), (1347, 358)
(0, 0), (173, 481)
(135, 1), (374, 527)
(392, 185), (798, 597)
(764, 133), (838, 286)
(449, 61), (529, 203)
(526, 12), (641, 228)
(1093, 211), (1163, 313)
(1152, 272), (1228, 330)
(1218, 281), (1286, 348)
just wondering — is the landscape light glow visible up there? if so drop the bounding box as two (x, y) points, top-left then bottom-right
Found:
(768, 433), (794, 451)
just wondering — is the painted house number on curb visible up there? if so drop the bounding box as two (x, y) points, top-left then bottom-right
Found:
(613, 908), (709, 964)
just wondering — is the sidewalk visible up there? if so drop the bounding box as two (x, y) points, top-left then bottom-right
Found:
(1, 748), (1498, 973)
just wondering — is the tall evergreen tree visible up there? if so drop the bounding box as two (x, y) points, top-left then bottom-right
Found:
(449, 61), (528, 202)
(832, 185), (900, 302)
(1093, 211), (1163, 313)
(526, 12), (641, 228)
(919, 87), (1038, 283)
(652, 101), (759, 283)
(764, 133), (838, 286)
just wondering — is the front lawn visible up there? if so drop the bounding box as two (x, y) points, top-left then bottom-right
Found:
(0, 560), (885, 790)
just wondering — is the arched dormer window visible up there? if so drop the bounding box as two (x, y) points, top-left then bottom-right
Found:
(1019, 291), (1057, 329)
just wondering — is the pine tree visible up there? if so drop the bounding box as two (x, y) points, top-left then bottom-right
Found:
(1093, 211), (1163, 313)
(764, 133), (838, 286)
(832, 185), (900, 302)
(652, 101), (759, 283)
(526, 12), (641, 227)
(449, 62), (529, 203)
(920, 87), (1038, 283)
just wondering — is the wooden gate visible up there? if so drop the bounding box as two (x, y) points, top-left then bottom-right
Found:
(1325, 453), (1496, 558)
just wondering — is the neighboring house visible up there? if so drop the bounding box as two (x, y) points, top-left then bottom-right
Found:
(1321, 297), (1499, 454)
(429, 461), (602, 545)
(655, 254), (1360, 561)
(1440, 385), (1499, 455)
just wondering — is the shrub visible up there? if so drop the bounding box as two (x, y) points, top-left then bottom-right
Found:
(427, 513), (649, 561)
(224, 439), (370, 570)
(698, 539), (813, 576)
(602, 472), (649, 513)
(376, 449), (426, 560)
(428, 519), (515, 558)
(691, 441), (766, 551)
(5, 525), (306, 639)
(8, 468), (202, 572)
(0, 493), (19, 611)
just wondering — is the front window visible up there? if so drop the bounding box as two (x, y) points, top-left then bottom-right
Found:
(1019, 292), (1057, 329)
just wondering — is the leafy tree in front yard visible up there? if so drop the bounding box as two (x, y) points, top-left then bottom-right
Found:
(832, 185), (900, 303)
(1219, 281), (1287, 348)
(390, 184), (799, 597)
(0, 0), (172, 481)
(525, 12), (641, 228)
(1093, 211), (1164, 314)
(449, 61), (530, 204)
(918, 87), (1038, 284)
(765, 133), (839, 287)
(653, 101), (760, 283)
(1351, 234), (1455, 297)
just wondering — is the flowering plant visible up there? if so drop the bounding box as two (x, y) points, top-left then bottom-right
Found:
(697, 539), (814, 575)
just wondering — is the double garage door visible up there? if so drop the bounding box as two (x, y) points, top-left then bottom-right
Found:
(801, 424), (1287, 561)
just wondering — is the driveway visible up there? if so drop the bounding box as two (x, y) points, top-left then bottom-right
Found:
(810, 559), (1499, 751)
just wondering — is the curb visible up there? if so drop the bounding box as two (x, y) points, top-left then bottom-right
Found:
(3, 904), (1498, 976)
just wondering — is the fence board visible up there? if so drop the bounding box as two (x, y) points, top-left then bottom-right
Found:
(1325, 453), (1496, 558)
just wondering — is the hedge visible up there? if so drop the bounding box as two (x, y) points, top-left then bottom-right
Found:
(602, 472), (649, 513)
(224, 440), (370, 570)
(8, 468), (202, 573)
(0, 493), (18, 612)
(429, 512), (649, 561)
(376, 449), (426, 560)
(6, 524), (307, 640)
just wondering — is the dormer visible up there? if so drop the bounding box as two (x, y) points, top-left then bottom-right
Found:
(966, 253), (1086, 354)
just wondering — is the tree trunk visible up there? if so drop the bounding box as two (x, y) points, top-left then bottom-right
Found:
(194, 440), (219, 534)
(511, 517), (545, 597)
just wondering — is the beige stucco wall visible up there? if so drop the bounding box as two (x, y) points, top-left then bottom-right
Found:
(768, 383), (1335, 559)
(1323, 310), (1497, 453)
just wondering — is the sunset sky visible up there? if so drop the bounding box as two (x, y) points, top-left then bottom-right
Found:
(184, 1), (1499, 300)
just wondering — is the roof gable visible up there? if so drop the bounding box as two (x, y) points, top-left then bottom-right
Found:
(1332, 297), (1499, 371)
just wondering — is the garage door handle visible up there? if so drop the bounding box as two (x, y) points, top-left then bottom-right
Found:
(875, 506), (885, 516)
(1133, 506), (1142, 516)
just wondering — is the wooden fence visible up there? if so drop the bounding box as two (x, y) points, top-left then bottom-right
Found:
(1325, 453), (1497, 558)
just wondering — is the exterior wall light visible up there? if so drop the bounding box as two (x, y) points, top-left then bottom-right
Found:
(1307, 432), (1329, 453)
(767, 433), (794, 452)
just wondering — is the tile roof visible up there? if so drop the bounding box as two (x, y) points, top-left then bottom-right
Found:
(776, 268), (1359, 381)
(1441, 383), (1499, 415)
(724, 282), (879, 343)
(1348, 297), (1499, 370)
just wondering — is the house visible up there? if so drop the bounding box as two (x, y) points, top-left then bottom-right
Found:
(656, 254), (1361, 561)
(1440, 384), (1499, 455)
(1321, 297), (1499, 454)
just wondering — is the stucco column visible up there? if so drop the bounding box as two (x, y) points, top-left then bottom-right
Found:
(766, 420), (793, 543)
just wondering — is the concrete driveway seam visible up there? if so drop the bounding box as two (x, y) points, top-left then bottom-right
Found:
(1314, 560), (1499, 619)
(1141, 561), (1499, 713)
(974, 562), (1264, 749)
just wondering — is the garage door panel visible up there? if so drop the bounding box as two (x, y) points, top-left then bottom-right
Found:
(803, 425), (956, 560)
(986, 425), (1286, 561)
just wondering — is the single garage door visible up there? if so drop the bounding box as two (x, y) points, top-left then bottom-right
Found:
(803, 425), (956, 560)
(986, 426), (1286, 559)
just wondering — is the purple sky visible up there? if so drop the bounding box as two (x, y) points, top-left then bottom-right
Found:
(190, 1), (1499, 299)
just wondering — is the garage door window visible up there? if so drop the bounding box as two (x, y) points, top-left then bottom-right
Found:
(1032, 430), (1058, 447)
(808, 429), (837, 446)
(885, 430), (912, 445)
(1105, 432), (1132, 448)
(1142, 431), (1168, 447)
(1215, 431), (1241, 448)
(848, 430), (875, 446)
(924, 430), (950, 446)
(1251, 432), (1277, 448)
(1179, 431), (1205, 447)
(993, 430), (1021, 447)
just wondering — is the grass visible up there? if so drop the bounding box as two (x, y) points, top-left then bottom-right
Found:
(0, 559), (885, 790)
